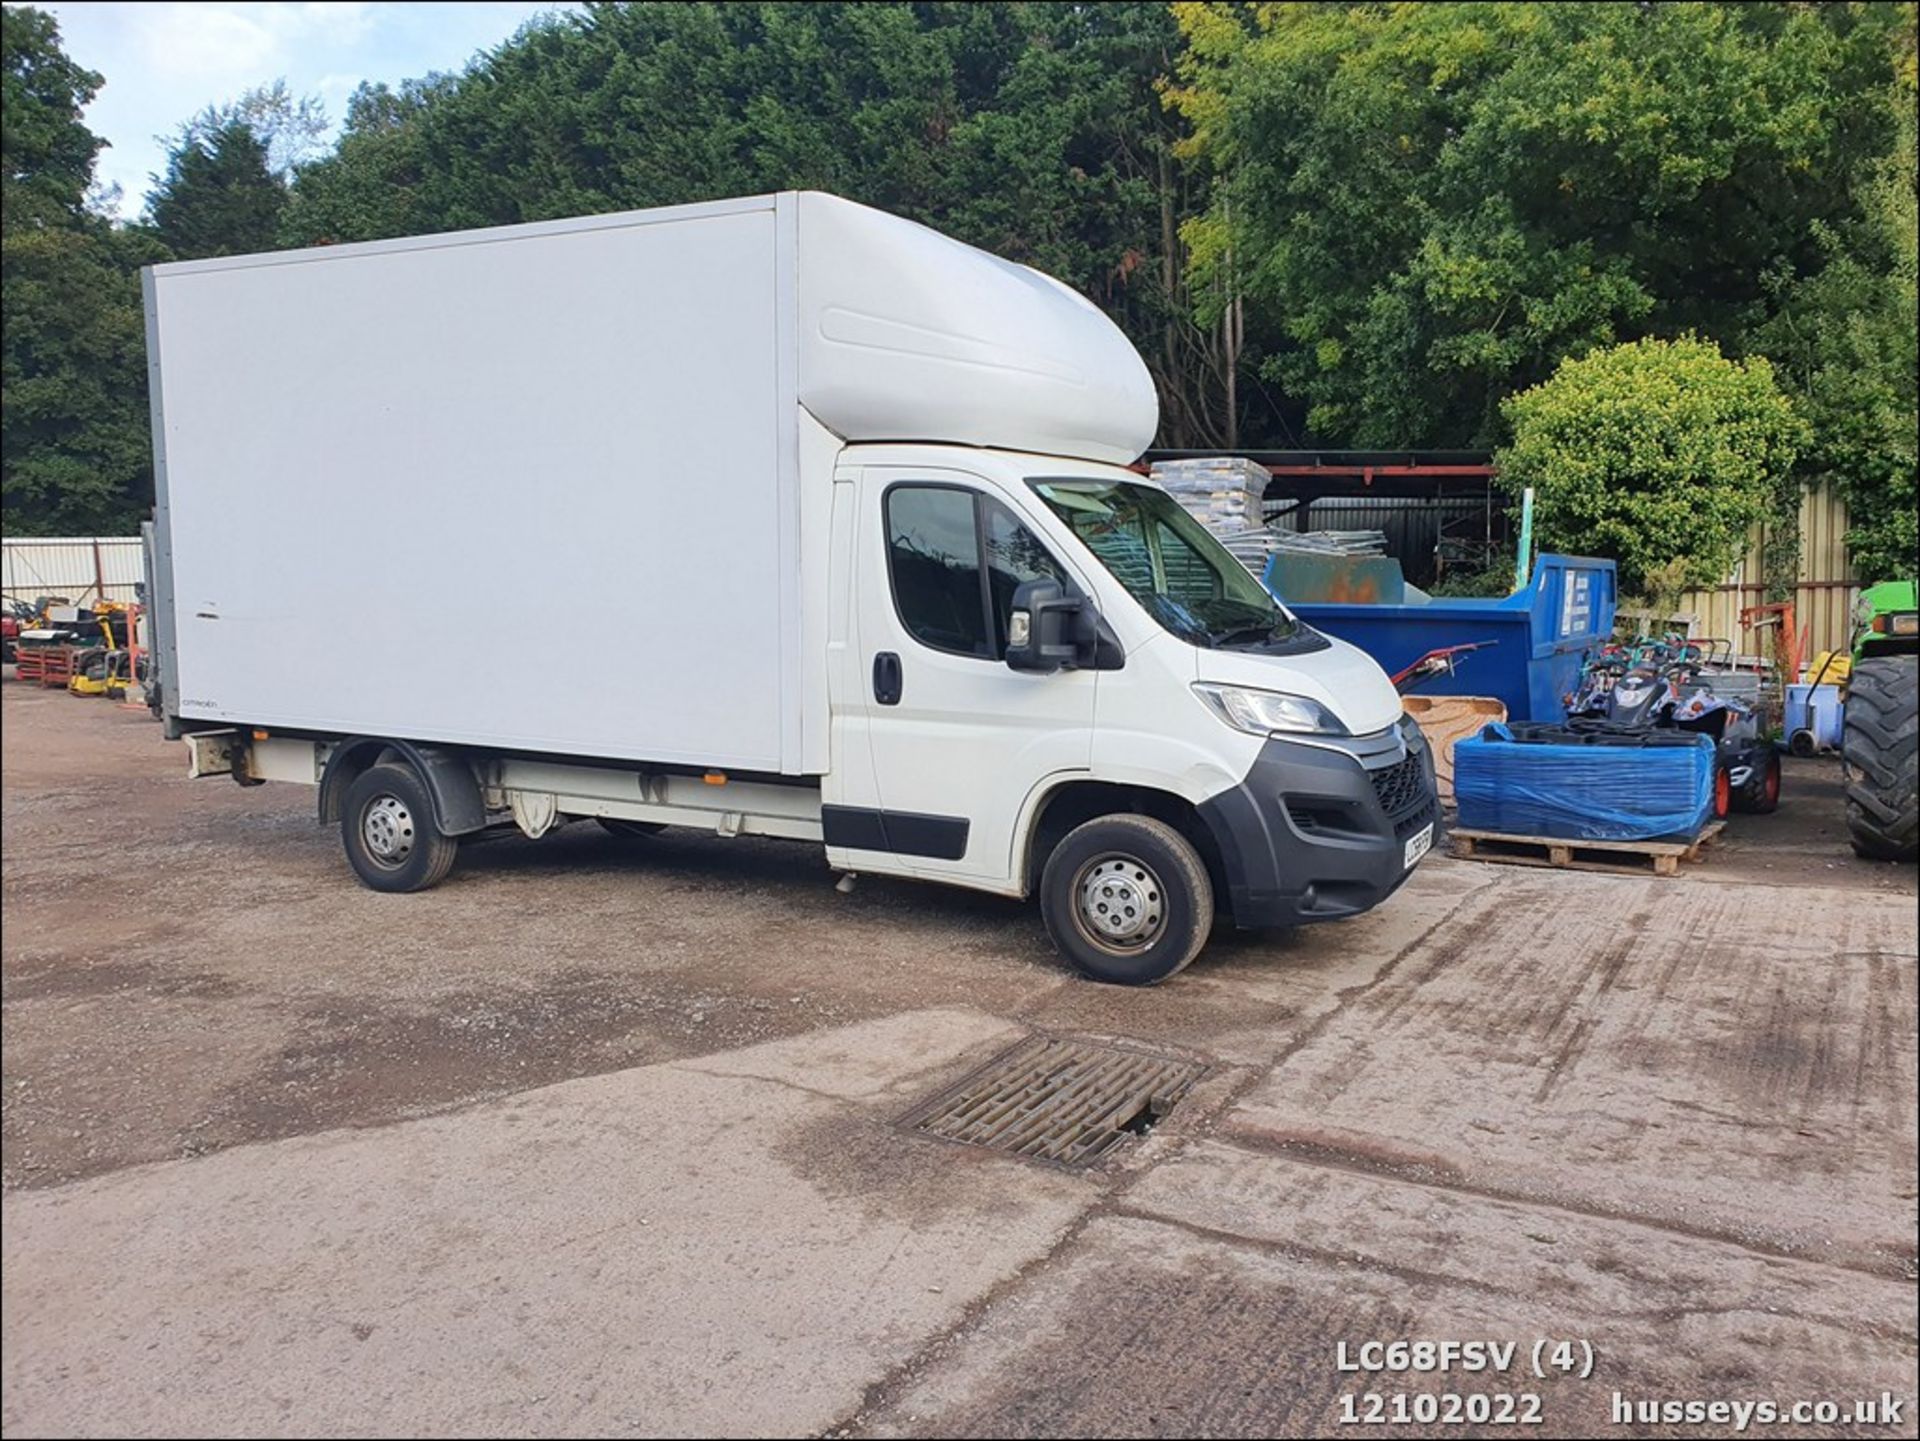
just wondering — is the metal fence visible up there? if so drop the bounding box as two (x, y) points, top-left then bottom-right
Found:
(1662, 484), (1860, 666)
(2, 537), (145, 605)
(1262, 492), (1509, 590)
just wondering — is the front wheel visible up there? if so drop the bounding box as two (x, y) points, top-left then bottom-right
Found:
(1038, 814), (1213, 985)
(341, 763), (460, 892)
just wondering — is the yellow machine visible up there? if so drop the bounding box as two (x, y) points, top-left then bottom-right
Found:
(63, 606), (141, 698)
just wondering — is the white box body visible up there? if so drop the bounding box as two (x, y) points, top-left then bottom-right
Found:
(144, 192), (1156, 775)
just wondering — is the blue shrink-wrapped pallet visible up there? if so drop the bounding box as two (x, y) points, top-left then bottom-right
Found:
(1453, 723), (1716, 842)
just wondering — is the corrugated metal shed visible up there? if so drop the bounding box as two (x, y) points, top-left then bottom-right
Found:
(2, 537), (145, 604)
(1665, 484), (1860, 667)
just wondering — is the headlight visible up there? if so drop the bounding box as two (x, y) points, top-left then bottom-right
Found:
(1193, 682), (1348, 737)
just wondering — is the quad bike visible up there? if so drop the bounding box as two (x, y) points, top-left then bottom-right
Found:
(1567, 634), (1779, 820)
(1842, 580), (1917, 862)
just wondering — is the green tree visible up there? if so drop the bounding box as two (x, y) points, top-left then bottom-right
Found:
(1496, 337), (1809, 602)
(1759, 49), (1918, 581)
(2, 4), (166, 535)
(1, 2), (102, 224)
(228, 78), (329, 181)
(1167, 2), (1910, 449)
(3, 222), (169, 532)
(148, 113), (285, 259)
(275, 74), (457, 246)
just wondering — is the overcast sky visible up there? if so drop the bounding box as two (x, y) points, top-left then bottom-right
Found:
(44, 2), (575, 220)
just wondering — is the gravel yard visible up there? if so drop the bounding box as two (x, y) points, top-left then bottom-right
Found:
(3, 677), (1915, 1437)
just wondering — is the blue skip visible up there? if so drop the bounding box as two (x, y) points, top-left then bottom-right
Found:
(1271, 554), (1618, 724)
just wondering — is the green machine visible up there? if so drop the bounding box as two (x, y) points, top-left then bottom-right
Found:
(1843, 578), (1918, 861)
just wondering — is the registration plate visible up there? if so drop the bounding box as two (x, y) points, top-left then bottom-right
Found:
(1403, 823), (1434, 869)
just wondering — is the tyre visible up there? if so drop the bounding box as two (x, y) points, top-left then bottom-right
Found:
(1732, 751), (1781, 815)
(341, 762), (460, 892)
(1038, 814), (1213, 985)
(1843, 653), (1918, 862)
(1711, 764), (1731, 821)
(597, 817), (667, 839)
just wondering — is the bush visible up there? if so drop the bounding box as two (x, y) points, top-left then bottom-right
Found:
(1496, 336), (1809, 602)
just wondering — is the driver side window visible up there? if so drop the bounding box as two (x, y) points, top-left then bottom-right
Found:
(984, 498), (1067, 655)
(885, 485), (1067, 661)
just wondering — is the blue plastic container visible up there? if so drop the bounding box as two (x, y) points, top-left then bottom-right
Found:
(1454, 723), (1716, 842)
(1783, 683), (1843, 753)
(1269, 554), (1618, 723)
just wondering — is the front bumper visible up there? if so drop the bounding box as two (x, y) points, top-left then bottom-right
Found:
(1196, 716), (1441, 929)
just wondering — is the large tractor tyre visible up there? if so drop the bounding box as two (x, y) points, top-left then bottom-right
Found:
(1843, 653), (1918, 862)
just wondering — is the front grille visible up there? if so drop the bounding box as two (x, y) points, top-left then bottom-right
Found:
(1393, 798), (1437, 841)
(1369, 753), (1429, 820)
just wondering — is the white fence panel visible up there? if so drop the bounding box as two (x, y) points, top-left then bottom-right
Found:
(2, 537), (146, 604)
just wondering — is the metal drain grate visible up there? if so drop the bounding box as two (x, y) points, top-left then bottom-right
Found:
(904, 1036), (1205, 1168)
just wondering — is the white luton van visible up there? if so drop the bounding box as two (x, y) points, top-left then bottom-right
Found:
(144, 191), (1437, 984)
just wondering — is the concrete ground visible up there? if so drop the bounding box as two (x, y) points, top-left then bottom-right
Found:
(2, 677), (1915, 1438)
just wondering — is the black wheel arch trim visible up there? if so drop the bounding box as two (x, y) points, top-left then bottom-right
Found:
(319, 737), (488, 836)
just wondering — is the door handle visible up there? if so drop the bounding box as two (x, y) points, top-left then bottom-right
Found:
(872, 652), (902, 706)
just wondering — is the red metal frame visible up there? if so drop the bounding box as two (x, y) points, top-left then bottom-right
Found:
(14, 645), (80, 688)
(1739, 601), (1802, 685)
(1261, 463), (1498, 486)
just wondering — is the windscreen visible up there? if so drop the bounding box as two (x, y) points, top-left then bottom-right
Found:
(1031, 479), (1311, 651)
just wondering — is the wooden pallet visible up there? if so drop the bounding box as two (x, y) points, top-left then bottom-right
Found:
(1450, 821), (1724, 878)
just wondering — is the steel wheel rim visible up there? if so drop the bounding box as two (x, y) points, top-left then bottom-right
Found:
(362, 794), (417, 867)
(1071, 852), (1168, 955)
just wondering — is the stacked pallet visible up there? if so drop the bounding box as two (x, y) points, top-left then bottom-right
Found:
(1150, 458), (1388, 579)
(1269, 529), (1388, 556)
(1149, 456), (1271, 531)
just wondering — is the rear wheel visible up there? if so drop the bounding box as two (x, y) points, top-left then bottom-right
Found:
(1038, 814), (1213, 985)
(341, 763), (460, 892)
(1732, 751), (1781, 815)
(1843, 654), (1918, 861)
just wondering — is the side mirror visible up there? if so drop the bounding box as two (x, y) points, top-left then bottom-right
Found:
(1006, 577), (1096, 673)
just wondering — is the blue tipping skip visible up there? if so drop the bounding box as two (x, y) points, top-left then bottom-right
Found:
(1274, 554), (1618, 724)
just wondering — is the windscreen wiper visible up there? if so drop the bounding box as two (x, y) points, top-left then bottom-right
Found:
(1209, 623), (1280, 647)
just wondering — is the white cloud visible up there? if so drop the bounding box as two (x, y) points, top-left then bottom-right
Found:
(125, 3), (376, 83)
(295, 3), (377, 44)
(129, 6), (281, 80)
